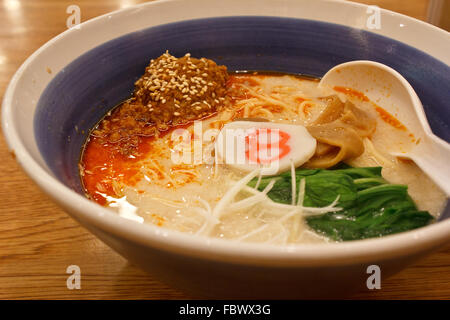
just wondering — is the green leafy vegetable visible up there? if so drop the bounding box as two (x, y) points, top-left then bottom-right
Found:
(248, 165), (434, 241)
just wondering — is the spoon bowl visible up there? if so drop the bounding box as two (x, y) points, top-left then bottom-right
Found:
(319, 60), (450, 196)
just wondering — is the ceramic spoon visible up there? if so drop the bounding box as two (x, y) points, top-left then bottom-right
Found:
(319, 60), (450, 196)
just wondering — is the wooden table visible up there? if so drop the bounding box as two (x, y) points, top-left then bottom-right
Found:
(0, 0), (448, 299)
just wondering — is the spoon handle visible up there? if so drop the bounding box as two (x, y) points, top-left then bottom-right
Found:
(410, 137), (450, 197)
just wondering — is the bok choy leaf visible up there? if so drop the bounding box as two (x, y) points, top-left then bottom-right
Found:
(248, 165), (434, 241)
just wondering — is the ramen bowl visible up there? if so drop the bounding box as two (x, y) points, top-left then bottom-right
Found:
(2, 0), (450, 298)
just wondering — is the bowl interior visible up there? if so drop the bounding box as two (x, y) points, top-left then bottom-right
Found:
(34, 16), (450, 219)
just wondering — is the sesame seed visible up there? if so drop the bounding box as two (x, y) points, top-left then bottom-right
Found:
(128, 51), (228, 140)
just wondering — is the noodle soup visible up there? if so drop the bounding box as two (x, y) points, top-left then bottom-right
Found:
(79, 53), (446, 244)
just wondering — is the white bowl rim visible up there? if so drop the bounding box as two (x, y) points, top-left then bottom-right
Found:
(2, 0), (450, 267)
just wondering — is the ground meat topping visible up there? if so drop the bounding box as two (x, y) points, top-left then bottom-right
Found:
(90, 52), (229, 155)
(134, 51), (229, 130)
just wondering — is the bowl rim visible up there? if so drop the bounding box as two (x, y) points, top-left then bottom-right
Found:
(2, 0), (450, 267)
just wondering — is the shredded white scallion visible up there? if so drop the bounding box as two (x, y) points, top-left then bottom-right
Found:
(212, 168), (260, 219)
(267, 195), (342, 216)
(290, 178), (306, 241)
(254, 170), (263, 190)
(297, 178), (306, 206)
(235, 208), (299, 241)
(201, 165), (342, 241)
(290, 159), (296, 205)
(229, 179), (276, 212)
(193, 197), (219, 224)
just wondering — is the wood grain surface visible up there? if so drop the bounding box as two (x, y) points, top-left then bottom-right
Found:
(0, 0), (448, 300)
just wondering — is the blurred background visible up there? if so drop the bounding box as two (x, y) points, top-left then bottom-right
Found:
(0, 0), (448, 94)
(356, 0), (449, 30)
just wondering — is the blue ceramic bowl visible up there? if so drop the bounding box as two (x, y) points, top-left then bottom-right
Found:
(37, 17), (450, 190)
(3, 0), (450, 298)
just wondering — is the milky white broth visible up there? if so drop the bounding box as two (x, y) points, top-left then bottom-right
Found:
(81, 74), (446, 244)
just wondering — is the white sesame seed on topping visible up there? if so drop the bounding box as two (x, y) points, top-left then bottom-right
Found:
(174, 112), (180, 116)
(195, 106), (202, 110)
